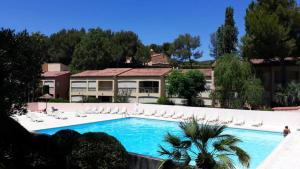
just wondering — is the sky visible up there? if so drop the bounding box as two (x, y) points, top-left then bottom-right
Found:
(1, 0), (299, 61)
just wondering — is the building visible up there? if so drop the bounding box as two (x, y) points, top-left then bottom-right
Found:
(41, 63), (70, 99)
(147, 52), (170, 67)
(118, 68), (171, 103)
(251, 57), (300, 104)
(69, 68), (171, 103)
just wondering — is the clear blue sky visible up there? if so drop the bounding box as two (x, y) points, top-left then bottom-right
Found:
(1, 0), (299, 61)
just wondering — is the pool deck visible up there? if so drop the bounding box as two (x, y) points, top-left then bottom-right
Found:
(16, 111), (300, 169)
(257, 131), (300, 169)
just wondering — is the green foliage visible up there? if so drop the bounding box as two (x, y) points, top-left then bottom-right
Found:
(114, 90), (130, 103)
(274, 81), (300, 106)
(68, 132), (128, 169)
(172, 33), (203, 68)
(167, 70), (206, 106)
(214, 54), (264, 108)
(243, 78), (264, 109)
(83, 96), (100, 103)
(48, 98), (69, 103)
(211, 7), (238, 58)
(159, 117), (250, 169)
(157, 97), (174, 105)
(48, 28), (85, 65)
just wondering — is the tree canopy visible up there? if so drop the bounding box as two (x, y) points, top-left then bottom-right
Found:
(172, 33), (203, 68)
(210, 7), (238, 58)
(213, 54), (263, 109)
(167, 70), (206, 106)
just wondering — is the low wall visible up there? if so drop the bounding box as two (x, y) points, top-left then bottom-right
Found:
(128, 153), (163, 169)
(27, 102), (136, 113)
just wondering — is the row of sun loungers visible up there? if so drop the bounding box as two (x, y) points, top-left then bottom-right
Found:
(132, 108), (264, 127)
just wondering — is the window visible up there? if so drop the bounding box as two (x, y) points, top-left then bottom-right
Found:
(71, 81), (87, 92)
(98, 81), (113, 91)
(88, 81), (96, 91)
(139, 81), (159, 93)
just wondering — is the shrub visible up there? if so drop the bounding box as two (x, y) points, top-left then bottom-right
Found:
(157, 97), (174, 105)
(49, 98), (69, 103)
(48, 98), (69, 103)
(51, 130), (81, 155)
(67, 132), (128, 169)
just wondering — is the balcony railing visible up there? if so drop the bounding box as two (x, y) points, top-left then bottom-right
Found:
(139, 87), (159, 93)
(98, 87), (113, 91)
(71, 88), (86, 92)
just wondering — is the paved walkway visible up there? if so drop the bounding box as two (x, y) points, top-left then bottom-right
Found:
(258, 131), (300, 169)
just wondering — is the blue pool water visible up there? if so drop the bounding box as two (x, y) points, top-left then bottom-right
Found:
(37, 118), (283, 169)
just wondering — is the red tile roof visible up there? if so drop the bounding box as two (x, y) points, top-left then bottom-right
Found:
(149, 53), (169, 65)
(42, 71), (70, 77)
(250, 57), (300, 64)
(272, 106), (300, 111)
(72, 68), (132, 77)
(119, 68), (172, 77)
(181, 69), (212, 77)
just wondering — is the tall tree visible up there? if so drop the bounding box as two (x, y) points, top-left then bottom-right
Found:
(167, 70), (206, 106)
(172, 33), (202, 68)
(48, 28), (85, 65)
(211, 7), (238, 58)
(242, 0), (300, 86)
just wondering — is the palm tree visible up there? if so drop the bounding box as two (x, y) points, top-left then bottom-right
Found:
(158, 117), (250, 169)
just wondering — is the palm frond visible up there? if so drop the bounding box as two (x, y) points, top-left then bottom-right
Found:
(164, 132), (182, 148)
(215, 154), (236, 169)
(229, 145), (251, 168)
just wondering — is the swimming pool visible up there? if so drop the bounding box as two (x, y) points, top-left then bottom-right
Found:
(37, 118), (283, 169)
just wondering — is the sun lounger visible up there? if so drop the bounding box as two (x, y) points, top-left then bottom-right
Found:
(103, 107), (111, 114)
(234, 119), (245, 126)
(207, 115), (219, 123)
(27, 112), (44, 122)
(182, 114), (193, 120)
(145, 110), (156, 116)
(163, 111), (175, 118)
(54, 111), (68, 120)
(172, 112), (184, 119)
(136, 109), (144, 115)
(111, 107), (119, 114)
(97, 107), (104, 114)
(118, 107), (127, 115)
(155, 110), (166, 117)
(75, 110), (87, 117)
(252, 120), (263, 127)
(220, 116), (233, 124)
(195, 113), (206, 121)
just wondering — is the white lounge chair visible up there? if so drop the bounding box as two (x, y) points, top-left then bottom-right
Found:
(54, 111), (68, 120)
(234, 118), (245, 126)
(182, 114), (193, 120)
(164, 111), (175, 118)
(103, 107), (111, 114)
(97, 107), (104, 114)
(207, 115), (219, 123)
(145, 110), (156, 116)
(75, 110), (87, 117)
(27, 112), (44, 122)
(220, 116), (233, 124)
(136, 109), (144, 115)
(172, 112), (184, 119)
(252, 120), (263, 127)
(155, 110), (166, 117)
(195, 113), (206, 122)
(118, 107), (127, 115)
(111, 107), (119, 114)
(86, 107), (98, 114)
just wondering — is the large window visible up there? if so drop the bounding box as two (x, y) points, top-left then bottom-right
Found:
(139, 81), (159, 93)
(44, 80), (55, 95)
(71, 81), (87, 92)
(118, 81), (136, 94)
(98, 81), (113, 91)
(88, 81), (96, 91)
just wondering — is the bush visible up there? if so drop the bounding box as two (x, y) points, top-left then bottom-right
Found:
(274, 82), (300, 106)
(48, 98), (69, 103)
(52, 130), (81, 155)
(157, 97), (174, 105)
(67, 132), (128, 169)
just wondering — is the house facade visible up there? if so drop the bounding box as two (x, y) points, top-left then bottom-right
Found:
(69, 68), (171, 103)
(251, 57), (300, 105)
(41, 63), (70, 99)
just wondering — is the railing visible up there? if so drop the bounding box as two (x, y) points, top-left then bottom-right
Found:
(139, 87), (159, 93)
(118, 88), (136, 94)
(98, 87), (113, 91)
(71, 88), (86, 92)
(88, 88), (96, 91)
